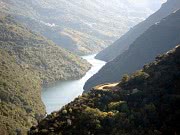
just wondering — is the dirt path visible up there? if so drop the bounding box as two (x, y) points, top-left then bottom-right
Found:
(94, 83), (119, 91)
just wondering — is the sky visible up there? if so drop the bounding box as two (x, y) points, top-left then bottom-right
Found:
(128, 0), (166, 4)
(128, 0), (167, 11)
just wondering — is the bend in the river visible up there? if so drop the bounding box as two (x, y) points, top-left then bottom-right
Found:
(42, 54), (106, 114)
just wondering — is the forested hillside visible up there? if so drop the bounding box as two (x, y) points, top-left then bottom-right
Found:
(96, 0), (180, 61)
(0, 49), (45, 135)
(30, 45), (180, 135)
(84, 9), (180, 91)
(0, 14), (90, 86)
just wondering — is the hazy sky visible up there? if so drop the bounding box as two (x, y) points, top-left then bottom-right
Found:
(128, 0), (166, 4)
(128, 0), (167, 10)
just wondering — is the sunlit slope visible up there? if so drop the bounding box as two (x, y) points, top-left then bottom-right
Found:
(0, 49), (45, 134)
(0, 15), (90, 86)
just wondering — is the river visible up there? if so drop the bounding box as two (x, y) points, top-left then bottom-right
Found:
(42, 54), (106, 114)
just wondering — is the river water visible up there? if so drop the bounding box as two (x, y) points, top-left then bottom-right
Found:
(42, 54), (106, 114)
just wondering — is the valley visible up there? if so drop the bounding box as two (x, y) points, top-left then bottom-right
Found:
(0, 0), (179, 134)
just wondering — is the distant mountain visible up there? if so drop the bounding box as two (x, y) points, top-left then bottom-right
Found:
(30, 45), (180, 135)
(84, 9), (180, 91)
(0, 0), (155, 55)
(0, 14), (90, 86)
(96, 0), (180, 61)
(0, 49), (45, 134)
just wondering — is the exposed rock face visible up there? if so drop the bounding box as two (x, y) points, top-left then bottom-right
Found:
(84, 9), (180, 92)
(96, 0), (180, 61)
(0, 15), (90, 86)
(30, 45), (180, 135)
(0, 49), (45, 134)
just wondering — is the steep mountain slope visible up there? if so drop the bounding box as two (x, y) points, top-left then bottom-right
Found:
(0, 14), (90, 86)
(84, 9), (180, 91)
(0, 0), (155, 55)
(96, 0), (180, 61)
(30, 45), (180, 135)
(0, 49), (45, 135)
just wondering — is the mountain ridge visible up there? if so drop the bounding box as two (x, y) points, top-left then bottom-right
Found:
(84, 8), (180, 91)
(96, 0), (180, 61)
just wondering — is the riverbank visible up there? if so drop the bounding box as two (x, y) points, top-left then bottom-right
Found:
(42, 54), (106, 114)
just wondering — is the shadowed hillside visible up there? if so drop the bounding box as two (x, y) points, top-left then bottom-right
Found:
(84, 9), (180, 91)
(96, 0), (180, 61)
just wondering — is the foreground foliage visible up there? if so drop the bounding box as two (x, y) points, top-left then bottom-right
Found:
(30, 45), (180, 135)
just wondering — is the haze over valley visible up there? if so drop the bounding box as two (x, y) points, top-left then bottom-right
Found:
(0, 0), (179, 135)
(0, 0), (163, 55)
